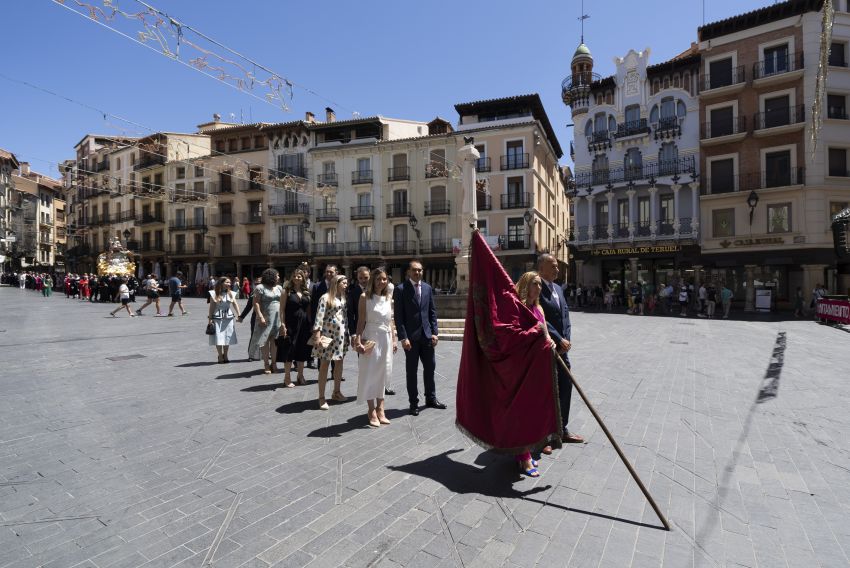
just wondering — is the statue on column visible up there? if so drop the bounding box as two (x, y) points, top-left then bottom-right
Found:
(454, 137), (480, 295)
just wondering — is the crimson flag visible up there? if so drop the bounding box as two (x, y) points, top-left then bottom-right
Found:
(455, 231), (562, 453)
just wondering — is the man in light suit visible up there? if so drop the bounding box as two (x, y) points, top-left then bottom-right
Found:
(537, 253), (584, 443)
(394, 260), (444, 416)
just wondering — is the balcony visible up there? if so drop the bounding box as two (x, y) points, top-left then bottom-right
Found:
(208, 181), (234, 195)
(654, 116), (681, 140)
(346, 241), (380, 255)
(753, 52), (804, 85)
(237, 179), (265, 192)
(700, 116), (748, 145)
(352, 170), (373, 185)
(614, 119), (650, 139)
(423, 239), (452, 254)
(211, 214), (235, 226)
(679, 218), (693, 235)
(594, 224), (609, 239)
(700, 65), (747, 95)
(133, 155), (166, 171)
(271, 167), (307, 179)
(827, 107), (849, 120)
(136, 242), (166, 253)
(612, 223), (631, 239)
(424, 200), (451, 216)
(168, 219), (208, 231)
(657, 220), (675, 236)
(753, 105), (805, 136)
(268, 203), (310, 216)
(316, 208), (340, 222)
(239, 212), (265, 225)
(94, 160), (109, 172)
(118, 211), (135, 223)
(500, 192), (530, 209)
(500, 234), (530, 250)
(386, 203), (411, 218)
(701, 167), (805, 194)
(425, 161), (449, 178)
(388, 167), (410, 182)
(269, 241), (307, 254)
(350, 206), (375, 220)
(312, 242), (343, 256)
(636, 221), (652, 237)
(40, 237), (54, 246)
(477, 194), (492, 211)
(317, 173), (338, 186)
(136, 212), (165, 225)
(384, 240), (417, 256)
(573, 156), (696, 188)
(168, 244), (210, 256)
(561, 71), (603, 111)
(476, 157), (491, 173)
(587, 131), (612, 152)
(39, 218), (54, 227)
(500, 153), (530, 170)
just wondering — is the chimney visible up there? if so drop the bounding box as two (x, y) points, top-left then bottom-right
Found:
(213, 113), (221, 123)
(325, 107), (336, 123)
(305, 111), (315, 123)
(19, 162), (30, 176)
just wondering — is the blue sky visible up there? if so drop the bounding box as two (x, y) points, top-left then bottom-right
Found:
(1, 0), (772, 177)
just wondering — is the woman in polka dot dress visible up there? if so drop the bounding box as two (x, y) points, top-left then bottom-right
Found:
(311, 274), (349, 409)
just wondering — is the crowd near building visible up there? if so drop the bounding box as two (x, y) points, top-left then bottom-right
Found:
(564, 0), (850, 311)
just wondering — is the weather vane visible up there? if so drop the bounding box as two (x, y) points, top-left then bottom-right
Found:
(578, 0), (590, 43)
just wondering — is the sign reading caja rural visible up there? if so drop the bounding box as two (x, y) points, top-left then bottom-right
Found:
(591, 245), (682, 256)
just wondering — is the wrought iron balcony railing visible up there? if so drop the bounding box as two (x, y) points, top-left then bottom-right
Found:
(388, 167), (410, 181)
(700, 65), (746, 91)
(753, 51), (804, 80)
(316, 208), (340, 222)
(424, 200), (451, 216)
(500, 153), (529, 170)
(500, 192), (530, 209)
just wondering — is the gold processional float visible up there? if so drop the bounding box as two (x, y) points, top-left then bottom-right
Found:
(96, 238), (136, 277)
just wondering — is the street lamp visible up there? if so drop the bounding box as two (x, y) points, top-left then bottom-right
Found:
(409, 213), (421, 255)
(301, 218), (315, 239)
(523, 210), (537, 250)
(747, 190), (760, 226)
(123, 229), (131, 245)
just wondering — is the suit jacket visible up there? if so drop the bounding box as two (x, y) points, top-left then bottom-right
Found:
(310, 280), (330, 323)
(539, 279), (572, 359)
(347, 285), (367, 335)
(393, 280), (438, 342)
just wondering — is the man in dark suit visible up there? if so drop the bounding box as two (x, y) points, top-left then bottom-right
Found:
(537, 253), (584, 443)
(309, 264), (337, 369)
(394, 260), (444, 415)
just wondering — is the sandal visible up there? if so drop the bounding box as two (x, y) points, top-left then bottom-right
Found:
(518, 463), (540, 478)
(331, 391), (346, 402)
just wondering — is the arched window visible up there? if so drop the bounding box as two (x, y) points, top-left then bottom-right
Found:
(683, 71), (691, 95)
(660, 97), (675, 119)
(608, 115), (617, 133)
(658, 143), (678, 175)
(650, 104), (659, 124)
(624, 148), (642, 180)
(116, 158), (121, 170)
(605, 91), (613, 105)
(592, 153), (609, 185)
(677, 100), (687, 118)
(584, 120), (593, 138)
(663, 76), (670, 89)
(595, 94), (603, 105)
(673, 74), (681, 88)
(652, 79), (660, 95)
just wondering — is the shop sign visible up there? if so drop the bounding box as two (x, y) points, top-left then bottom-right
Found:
(719, 237), (785, 248)
(816, 298), (850, 324)
(591, 245), (682, 256)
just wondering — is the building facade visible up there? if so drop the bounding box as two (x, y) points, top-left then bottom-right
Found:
(697, 0), (850, 308)
(1, 148), (20, 272)
(564, 43), (701, 294)
(10, 162), (64, 270)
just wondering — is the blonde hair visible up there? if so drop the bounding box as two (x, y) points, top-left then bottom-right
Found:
(515, 271), (541, 307)
(324, 274), (348, 307)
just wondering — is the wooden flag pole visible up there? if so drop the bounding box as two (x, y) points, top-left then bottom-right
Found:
(554, 355), (671, 531)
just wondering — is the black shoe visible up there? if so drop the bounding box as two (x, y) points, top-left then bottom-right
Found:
(385, 388), (395, 396)
(409, 405), (420, 416)
(426, 399), (447, 410)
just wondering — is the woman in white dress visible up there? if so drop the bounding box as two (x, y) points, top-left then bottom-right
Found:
(353, 267), (397, 427)
(207, 276), (240, 363)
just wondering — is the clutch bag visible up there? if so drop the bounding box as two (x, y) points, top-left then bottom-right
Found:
(361, 340), (376, 354)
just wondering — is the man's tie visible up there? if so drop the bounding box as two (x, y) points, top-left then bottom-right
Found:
(550, 283), (560, 308)
(415, 282), (421, 303)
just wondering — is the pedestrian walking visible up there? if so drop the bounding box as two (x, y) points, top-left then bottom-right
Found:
(394, 260), (445, 416)
(721, 284), (733, 319)
(354, 267), (396, 428)
(109, 278), (136, 317)
(207, 276), (239, 363)
(166, 271), (189, 316)
(240, 276), (251, 300)
(43, 275), (53, 297)
(237, 276), (262, 361)
(312, 274), (349, 410)
(678, 285), (689, 317)
(697, 283), (707, 317)
(309, 264), (337, 371)
(136, 275), (164, 316)
(247, 269), (284, 375)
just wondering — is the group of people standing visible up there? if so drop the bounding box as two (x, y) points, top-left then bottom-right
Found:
(206, 259), (447, 428)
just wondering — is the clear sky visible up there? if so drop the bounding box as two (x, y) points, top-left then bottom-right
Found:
(0, 0), (772, 177)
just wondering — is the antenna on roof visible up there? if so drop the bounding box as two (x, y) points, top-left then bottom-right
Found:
(578, 0), (589, 44)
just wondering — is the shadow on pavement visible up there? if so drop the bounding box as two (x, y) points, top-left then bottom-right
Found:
(175, 361), (220, 367)
(215, 369), (267, 380)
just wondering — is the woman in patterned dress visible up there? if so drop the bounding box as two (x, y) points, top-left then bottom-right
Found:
(311, 274), (349, 410)
(207, 276), (240, 363)
(248, 268), (285, 374)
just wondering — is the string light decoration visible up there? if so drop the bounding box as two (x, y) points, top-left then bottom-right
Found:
(811, 0), (835, 160)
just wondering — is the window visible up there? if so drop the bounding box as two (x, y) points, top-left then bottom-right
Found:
(708, 57), (733, 89)
(638, 196), (650, 224)
(624, 148), (642, 180)
(593, 112), (606, 133)
(828, 94), (847, 119)
(358, 225), (372, 244)
(507, 177), (524, 203)
(240, 137), (251, 150)
(710, 158), (735, 193)
(194, 207), (204, 225)
(357, 157), (371, 173)
(658, 143), (678, 174)
(507, 218), (525, 246)
(248, 200), (262, 219)
(830, 42), (847, 67)
(430, 185), (447, 205)
(393, 224), (408, 244)
(176, 166), (185, 179)
(195, 165), (204, 177)
(829, 148), (848, 177)
(154, 173), (163, 188)
(608, 115), (617, 133)
(764, 150), (791, 187)
(215, 140), (225, 153)
(712, 209), (735, 238)
(220, 234), (232, 256)
(324, 228), (336, 244)
(677, 100), (686, 118)
(650, 105), (659, 124)
(116, 158), (121, 170)
(659, 194), (674, 222)
(278, 154), (304, 176)
(624, 104), (640, 124)
(194, 181), (204, 194)
(595, 201), (609, 227)
(357, 193), (371, 208)
(584, 120), (593, 138)
(323, 161), (335, 174)
(617, 199), (629, 234)
(476, 219), (488, 236)
(228, 139), (237, 152)
(710, 106), (735, 137)
(248, 233), (262, 255)
(763, 44), (789, 76)
(431, 221), (447, 244)
(660, 97), (675, 119)
(175, 234), (186, 253)
(763, 95), (790, 128)
(392, 153), (407, 168)
(254, 135), (265, 148)
(767, 203), (791, 233)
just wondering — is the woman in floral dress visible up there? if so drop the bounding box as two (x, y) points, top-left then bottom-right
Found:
(311, 274), (349, 409)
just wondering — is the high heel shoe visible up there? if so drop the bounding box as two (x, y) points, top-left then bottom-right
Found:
(376, 411), (391, 425)
(367, 410), (380, 428)
(283, 374), (294, 388)
(296, 375), (306, 386)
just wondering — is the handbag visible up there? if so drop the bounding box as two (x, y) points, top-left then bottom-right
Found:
(308, 335), (333, 349)
(361, 340), (377, 355)
(205, 322), (216, 336)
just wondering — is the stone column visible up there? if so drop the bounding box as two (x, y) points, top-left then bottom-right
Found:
(648, 185), (658, 240)
(235, 261), (242, 283)
(744, 264), (757, 312)
(454, 142), (480, 296)
(626, 187), (636, 240)
(693, 264), (702, 288)
(575, 259), (584, 285)
(801, 264), (828, 311)
(164, 261), (172, 279)
(671, 183), (681, 236)
(586, 194), (595, 241)
(606, 191), (614, 243)
(689, 182), (700, 238)
(629, 257), (639, 284)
